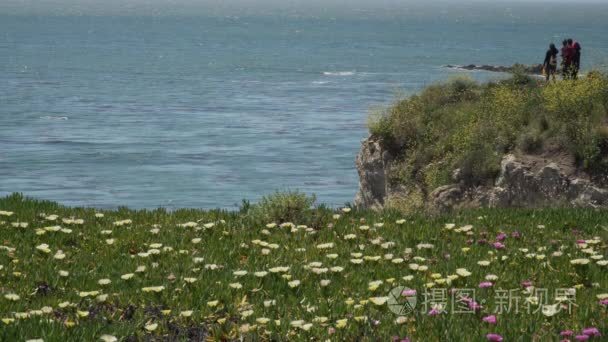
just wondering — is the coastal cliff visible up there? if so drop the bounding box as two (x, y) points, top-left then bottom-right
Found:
(354, 71), (608, 211)
(354, 136), (608, 211)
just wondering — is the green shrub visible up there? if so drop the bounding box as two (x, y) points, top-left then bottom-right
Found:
(244, 191), (316, 224)
(368, 72), (608, 197)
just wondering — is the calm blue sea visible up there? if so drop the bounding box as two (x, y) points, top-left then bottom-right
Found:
(2, 2), (608, 209)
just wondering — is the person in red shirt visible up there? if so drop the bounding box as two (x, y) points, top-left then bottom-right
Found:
(561, 39), (573, 79)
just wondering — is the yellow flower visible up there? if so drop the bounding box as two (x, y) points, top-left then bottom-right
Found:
(142, 286), (165, 293)
(36, 243), (51, 253)
(288, 280), (301, 288)
(369, 297), (388, 305)
(4, 293), (20, 301)
(335, 319), (348, 329)
(570, 258), (590, 265)
(121, 273), (134, 280)
(180, 310), (193, 317)
(99, 335), (117, 342)
(456, 268), (472, 277)
(2, 318), (15, 324)
(98, 279), (111, 285)
(207, 300), (219, 307)
(229, 283), (242, 289)
(77, 310), (89, 318)
(184, 277), (197, 283)
(256, 317), (270, 324)
(145, 322), (158, 331)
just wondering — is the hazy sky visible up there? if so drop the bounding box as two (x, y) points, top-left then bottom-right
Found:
(1, 0), (605, 16)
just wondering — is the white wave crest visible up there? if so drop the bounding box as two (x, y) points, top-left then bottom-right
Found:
(323, 71), (355, 76)
(40, 116), (69, 120)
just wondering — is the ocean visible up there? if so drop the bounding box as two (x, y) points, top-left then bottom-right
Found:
(2, 2), (608, 209)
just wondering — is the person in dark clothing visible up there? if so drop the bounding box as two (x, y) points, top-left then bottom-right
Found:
(561, 40), (573, 79)
(571, 40), (582, 79)
(543, 43), (559, 82)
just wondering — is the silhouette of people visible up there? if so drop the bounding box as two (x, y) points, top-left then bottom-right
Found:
(559, 38), (582, 80)
(543, 43), (559, 82)
(571, 40), (582, 79)
(561, 40), (573, 79)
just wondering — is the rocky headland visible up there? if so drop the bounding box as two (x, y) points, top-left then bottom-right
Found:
(354, 136), (608, 211)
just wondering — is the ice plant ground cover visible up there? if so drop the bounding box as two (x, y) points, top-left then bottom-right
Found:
(0, 194), (606, 341)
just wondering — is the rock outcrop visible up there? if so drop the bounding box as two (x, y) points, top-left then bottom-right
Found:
(354, 136), (608, 211)
(353, 137), (394, 209)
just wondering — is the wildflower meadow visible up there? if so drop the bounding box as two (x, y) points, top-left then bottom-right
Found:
(0, 193), (606, 341)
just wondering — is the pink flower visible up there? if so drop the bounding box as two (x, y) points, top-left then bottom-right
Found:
(492, 242), (505, 249)
(561, 330), (574, 337)
(496, 233), (507, 241)
(582, 327), (601, 337)
(511, 231), (521, 238)
(402, 289), (416, 296)
(479, 281), (493, 288)
(486, 333), (503, 341)
(328, 327), (336, 335)
(600, 298), (608, 306)
(521, 280), (533, 288)
(477, 239), (487, 245)
(575, 335), (589, 341)
(482, 315), (497, 324)
(468, 301), (482, 311)
(576, 239), (586, 244)
(428, 308), (441, 316)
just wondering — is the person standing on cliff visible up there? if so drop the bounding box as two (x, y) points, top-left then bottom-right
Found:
(571, 40), (582, 79)
(561, 40), (573, 79)
(543, 43), (559, 82)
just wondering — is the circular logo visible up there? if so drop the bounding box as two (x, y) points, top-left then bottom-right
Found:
(387, 286), (417, 315)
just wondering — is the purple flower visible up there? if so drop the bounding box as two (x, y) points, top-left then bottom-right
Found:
(511, 231), (521, 238)
(486, 333), (503, 341)
(428, 308), (441, 316)
(468, 301), (482, 311)
(479, 281), (493, 288)
(521, 280), (533, 288)
(575, 335), (589, 341)
(496, 233), (507, 242)
(600, 298), (608, 306)
(561, 330), (574, 337)
(392, 338), (410, 342)
(482, 315), (497, 324)
(401, 289), (417, 297)
(477, 239), (487, 245)
(582, 327), (601, 337)
(466, 239), (474, 245)
(492, 242), (505, 249)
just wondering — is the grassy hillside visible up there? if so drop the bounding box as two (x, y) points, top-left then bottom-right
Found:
(0, 193), (606, 341)
(368, 71), (608, 206)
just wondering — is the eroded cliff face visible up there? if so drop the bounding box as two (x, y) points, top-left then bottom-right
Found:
(354, 136), (608, 211)
(353, 137), (394, 209)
